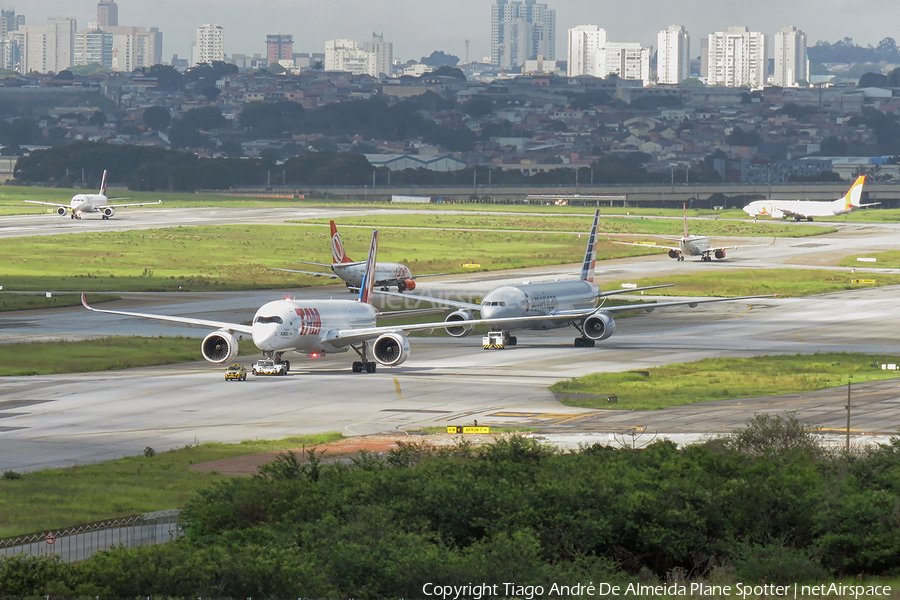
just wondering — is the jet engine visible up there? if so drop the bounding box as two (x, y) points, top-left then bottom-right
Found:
(668, 249), (680, 259)
(56, 207), (67, 216)
(714, 249), (726, 259)
(444, 310), (475, 337)
(373, 333), (410, 366)
(201, 330), (239, 364)
(582, 311), (616, 341)
(398, 278), (416, 292)
(102, 207), (115, 218)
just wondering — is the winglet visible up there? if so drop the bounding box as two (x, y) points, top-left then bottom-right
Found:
(99, 170), (108, 196)
(330, 220), (353, 264)
(580, 209), (600, 282)
(357, 230), (378, 304)
(843, 175), (866, 209)
(81, 292), (92, 310)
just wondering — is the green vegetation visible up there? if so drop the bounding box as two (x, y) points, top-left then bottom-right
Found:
(0, 224), (658, 292)
(0, 433), (342, 537)
(0, 292), (119, 312)
(604, 268), (900, 298)
(840, 250), (900, 269)
(0, 336), (248, 376)
(3, 431), (900, 596)
(318, 213), (819, 237)
(551, 353), (899, 410)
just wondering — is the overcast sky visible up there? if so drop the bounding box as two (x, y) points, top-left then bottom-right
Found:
(18, 0), (900, 64)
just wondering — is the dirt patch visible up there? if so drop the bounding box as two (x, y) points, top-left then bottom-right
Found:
(188, 433), (507, 476)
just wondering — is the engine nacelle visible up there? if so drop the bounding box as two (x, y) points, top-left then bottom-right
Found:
(714, 249), (726, 259)
(444, 310), (475, 337)
(583, 311), (616, 341)
(400, 278), (416, 292)
(103, 207), (115, 218)
(57, 206), (67, 216)
(668, 249), (680, 259)
(373, 333), (410, 366)
(201, 330), (239, 364)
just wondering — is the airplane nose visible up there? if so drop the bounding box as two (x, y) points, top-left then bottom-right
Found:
(252, 324), (279, 350)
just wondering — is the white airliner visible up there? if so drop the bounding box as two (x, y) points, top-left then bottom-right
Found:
(24, 170), (161, 220)
(378, 209), (773, 349)
(83, 230), (610, 373)
(273, 220), (420, 292)
(609, 204), (774, 262)
(743, 175), (875, 221)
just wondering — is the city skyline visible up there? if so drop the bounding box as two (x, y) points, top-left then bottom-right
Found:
(13, 0), (900, 66)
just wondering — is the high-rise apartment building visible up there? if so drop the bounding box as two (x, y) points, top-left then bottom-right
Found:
(11, 16), (76, 74)
(657, 25), (690, 84)
(567, 24), (650, 84)
(193, 23), (224, 65)
(266, 34), (293, 65)
(707, 26), (767, 88)
(97, 0), (118, 27)
(74, 26), (113, 68)
(773, 26), (807, 87)
(0, 9), (25, 71)
(325, 36), (392, 77)
(363, 33), (392, 78)
(491, 0), (555, 68)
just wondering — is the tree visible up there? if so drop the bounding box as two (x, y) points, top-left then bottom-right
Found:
(312, 59), (324, 71)
(180, 106), (227, 131)
(420, 51), (460, 68)
(53, 69), (74, 80)
(267, 62), (286, 74)
(88, 111), (106, 126)
(143, 106), (171, 131)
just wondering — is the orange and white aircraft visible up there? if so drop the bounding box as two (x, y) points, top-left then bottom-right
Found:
(24, 170), (161, 220)
(273, 220), (420, 292)
(743, 175), (874, 221)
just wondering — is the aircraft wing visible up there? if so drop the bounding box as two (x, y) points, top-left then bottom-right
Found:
(708, 238), (777, 253)
(609, 239), (680, 252)
(99, 200), (162, 209)
(81, 294), (254, 335)
(294, 260), (344, 268)
(326, 294), (775, 347)
(597, 284), (675, 297)
(372, 289), (481, 311)
(270, 267), (340, 279)
(23, 200), (68, 208)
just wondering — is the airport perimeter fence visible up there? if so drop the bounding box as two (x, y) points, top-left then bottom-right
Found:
(0, 508), (183, 563)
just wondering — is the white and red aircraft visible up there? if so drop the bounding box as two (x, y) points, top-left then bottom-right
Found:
(273, 220), (420, 292)
(25, 170), (161, 220)
(609, 204), (774, 262)
(743, 175), (875, 221)
(376, 209), (774, 349)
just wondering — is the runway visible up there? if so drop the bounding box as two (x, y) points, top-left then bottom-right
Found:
(2, 207), (900, 472)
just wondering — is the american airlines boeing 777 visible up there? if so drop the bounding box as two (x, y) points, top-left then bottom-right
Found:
(25, 170), (161, 220)
(379, 209), (773, 349)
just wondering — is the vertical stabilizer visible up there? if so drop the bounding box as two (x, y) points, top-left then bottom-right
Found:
(842, 175), (866, 210)
(99, 170), (108, 196)
(683, 203), (689, 238)
(357, 230), (378, 304)
(580, 209), (600, 282)
(330, 220), (354, 264)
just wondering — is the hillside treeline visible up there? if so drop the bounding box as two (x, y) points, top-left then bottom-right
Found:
(2, 418), (899, 598)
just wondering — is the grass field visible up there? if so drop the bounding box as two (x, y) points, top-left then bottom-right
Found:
(0, 292), (119, 312)
(0, 223), (663, 292)
(315, 213), (822, 237)
(551, 353), (900, 410)
(602, 268), (900, 298)
(0, 336), (256, 376)
(839, 250), (900, 269)
(0, 433), (343, 538)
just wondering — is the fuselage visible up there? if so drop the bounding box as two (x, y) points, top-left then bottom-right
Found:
(332, 262), (412, 287)
(251, 299), (377, 354)
(680, 235), (711, 256)
(743, 198), (847, 219)
(479, 280), (600, 330)
(69, 193), (108, 214)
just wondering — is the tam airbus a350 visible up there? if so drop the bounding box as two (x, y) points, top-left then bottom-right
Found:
(377, 209), (774, 349)
(24, 170), (161, 220)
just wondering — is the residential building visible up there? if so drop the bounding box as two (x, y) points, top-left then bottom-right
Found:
(97, 0), (118, 27)
(707, 26), (767, 88)
(363, 33), (392, 78)
(0, 8), (25, 71)
(193, 23), (224, 66)
(567, 25), (650, 84)
(75, 26), (113, 68)
(104, 26), (163, 71)
(10, 16), (76, 73)
(657, 25), (690, 84)
(773, 26), (808, 87)
(491, 0), (555, 68)
(266, 34), (292, 66)
(325, 37), (391, 77)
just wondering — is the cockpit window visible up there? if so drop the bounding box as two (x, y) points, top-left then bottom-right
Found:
(254, 315), (283, 324)
(483, 301), (507, 307)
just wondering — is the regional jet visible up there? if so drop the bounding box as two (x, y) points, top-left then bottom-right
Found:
(742, 175), (875, 221)
(24, 170), (161, 219)
(376, 209), (774, 349)
(84, 230), (623, 373)
(273, 220), (421, 292)
(609, 204), (774, 262)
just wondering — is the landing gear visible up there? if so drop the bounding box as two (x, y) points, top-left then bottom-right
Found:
(350, 342), (376, 373)
(380, 286), (389, 292)
(263, 351), (290, 371)
(483, 331), (516, 349)
(574, 337), (596, 348)
(701, 255), (712, 262)
(807, 217), (814, 222)
(678, 255), (685, 261)
(102, 215), (108, 220)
